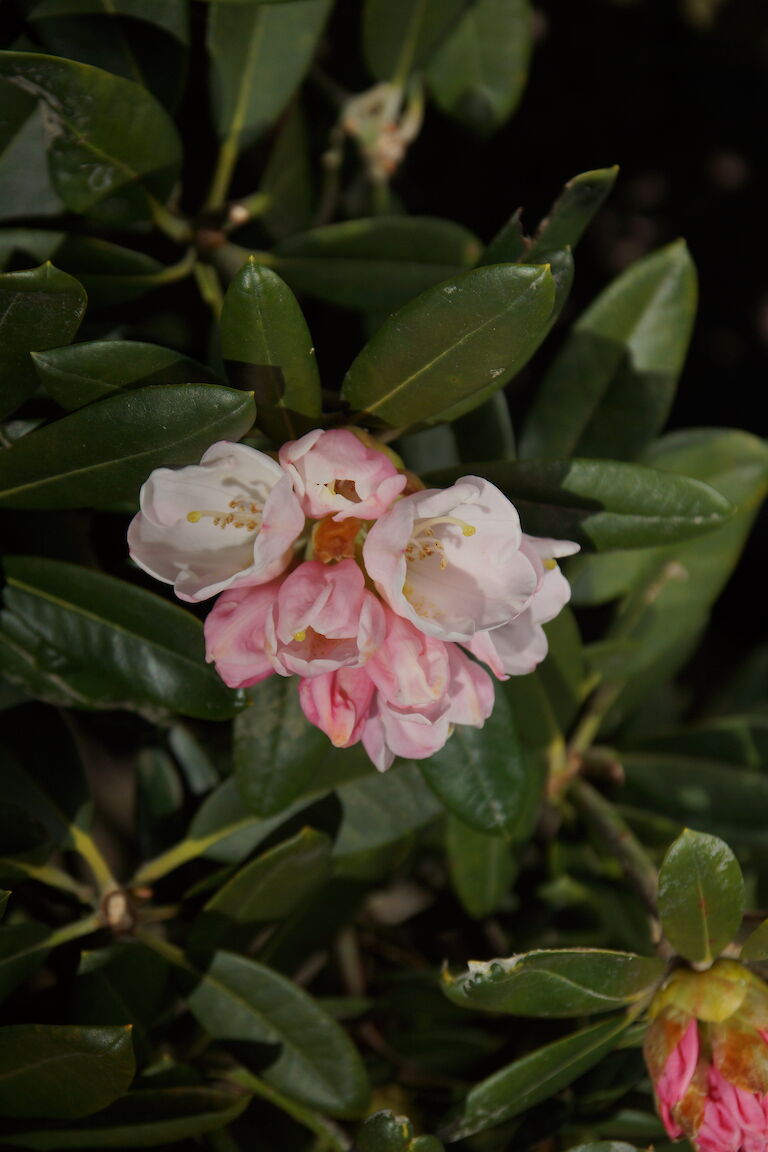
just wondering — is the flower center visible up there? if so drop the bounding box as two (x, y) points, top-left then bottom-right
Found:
(186, 498), (262, 531)
(405, 515), (476, 570)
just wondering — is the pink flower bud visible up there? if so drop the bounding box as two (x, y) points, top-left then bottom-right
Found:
(279, 428), (406, 522)
(203, 578), (281, 689)
(299, 667), (375, 748)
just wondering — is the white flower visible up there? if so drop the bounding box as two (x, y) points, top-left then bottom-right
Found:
(128, 441), (304, 602)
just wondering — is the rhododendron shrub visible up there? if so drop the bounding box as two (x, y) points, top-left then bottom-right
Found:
(0, 3), (765, 1150)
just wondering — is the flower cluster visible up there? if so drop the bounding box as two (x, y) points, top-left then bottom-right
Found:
(645, 961), (768, 1152)
(128, 429), (577, 771)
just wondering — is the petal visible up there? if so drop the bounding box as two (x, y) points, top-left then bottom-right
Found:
(203, 580), (280, 688)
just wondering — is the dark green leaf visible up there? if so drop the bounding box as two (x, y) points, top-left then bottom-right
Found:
(70, 943), (169, 1063)
(440, 1016), (629, 1140)
(741, 919), (768, 962)
(28, 1), (189, 111)
(259, 104), (312, 240)
(0, 95), (63, 221)
(420, 687), (529, 837)
(208, 0), (331, 152)
(0, 1024), (134, 1120)
(521, 241), (697, 460)
(220, 258), (321, 440)
(235, 677), (330, 817)
(199, 827), (332, 926)
(427, 0), (533, 135)
(358, 1109), (445, 1152)
(0, 923), (51, 1005)
(482, 210), (527, 265)
(0, 557), (239, 721)
(187, 950), (370, 1117)
(452, 391), (515, 462)
(33, 340), (222, 410)
(0, 263), (86, 420)
(0, 383), (255, 509)
(362, 0), (466, 80)
(342, 263), (555, 427)
(334, 761), (441, 874)
(0, 719), (90, 848)
(0, 52), (181, 224)
(0, 1087), (248, 1148)
(657, 829), (744, 964)
(426, 457), (732, 551)
(527, 167), (619, 260)
(271, 217), (481, 312)
(0, 892), (8, 919)
(443, 949), (664, 1016)
(446, 816), (517, 919)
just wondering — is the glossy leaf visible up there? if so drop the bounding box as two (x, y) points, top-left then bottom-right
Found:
(426, 456), (732, 551)
(522, 242), (698, 461)
(342, 263), (555, 427)
(208, 0), (332, 151)
(0, 383), (255, 509)
(420, 686), (529, 837)
(0, 1087), (249, 1148)
(657, 829), (744, 964)
(358, 1109), (445, 1152)
(0, 52), (181, 224)
(199, 827), (332, 926)
(0, 263), (86, 420)
(272, 217), (481, 312)
(259, 104), (312, 240)
(443, 949), (665, 1016)
(0, 1024), (134, 1120)
(334, 761), (441, 869)
(235, 677), (330, 817)
(33, 340), (222, 410)
(427, 0), (533, 135)
(440, 1015), (629, 1141)
(220, 258), (321, 440)
(362, 0), (465, 81)
(0, 98), (63, 221)
(0, 557), (239, 721)
(187, 950), (370, 1117)
(527, 167), (619, 260)
(452, 391), (515, 462)
(28, 0), (190, 111)
(446, 816), (517, 919)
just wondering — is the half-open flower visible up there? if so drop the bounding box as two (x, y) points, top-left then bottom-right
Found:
(299, 667), (375, 749)
(128, 441), (304, 601)
(279, 428), (407, 522)
(467, 535), (579, 678)
(266, 558), (386, 678)
(363, 477), (539, 642)
(203, 578), (281, 689)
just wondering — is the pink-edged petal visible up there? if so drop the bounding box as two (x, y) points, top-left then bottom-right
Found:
(299, 667), (375, 748)
(279, 428), (406, 521)
(203, 580), (281, 689)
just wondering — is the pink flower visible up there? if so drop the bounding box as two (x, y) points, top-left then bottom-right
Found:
(203, 578), (281, 689)
(362, 643), (494, 772)
(645, 962), (768, 1152)
(279, 428), (406, 521)
(265, 559), (386, 678)
(128, 441), (304, 602)
(299, 667), (375, 749)
(362, 477), (539, 642)
(466, 535), (579, 678)
(366, 610), (450, 709)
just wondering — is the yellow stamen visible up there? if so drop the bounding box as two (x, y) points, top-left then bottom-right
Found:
(293, 630), (307, 642)
(544, 558), (557, 571)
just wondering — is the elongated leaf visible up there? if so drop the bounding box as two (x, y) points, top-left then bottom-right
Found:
(235, 677), (330, 817)
(0, 923), (51, 1005)
(188, 950), (369, 1117)
(527, 167), (619, 260)
(199, 827), (331, 926)
(522, 242), (697, 460)
(0, 1024), (134, 1120)
(446, 816), (517, 919)
(741, 919), (768, 962)
(1, 715), (90, 848)
(0, 1087), (248, 1148)
(0, 98), (63, 221)
(427, 457), (732, 557)
(0, 557), (238, 721)
(70, 943), (169, 1063)
(220, 258), (321, 440)
(363, 0), (465, 81)
(443, 949), (664, 1016)
(359, 1109), (445, 1152)
(34, 340), (221, 410)
(208, 0), (331, 152)
(421, 687), (531, 837)
(272, 217), (481, 312)
(440, 1016), (629, 1140)
(334, 761), (441, 870)
(0, 263), (86, 420)
(657, 829), (744, 964)
(427, 0), (532, 135)
(452, 391), (515, 463)
(0, 52), (181, 224)
(0, 383), (255, 509)
(342, 263), (554, 427)
(259, 104), (312, 240)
